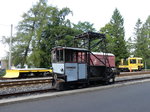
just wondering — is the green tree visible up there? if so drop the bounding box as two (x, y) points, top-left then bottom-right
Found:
(133, 16), (150, 67)
(110, 9), (129, 64)
(73, 21), (96, 33)
(126, 19), (143, 57)
(133, 19), (143, 57)
(12, 0), (52, 67)
(126, 36), (134, 56)
(12, 0), (74, 68)
(143, 16), (150, 67)
(100, 23), (115, 53)
(28, 6), (73, 67)
(100, 9), (129, 64)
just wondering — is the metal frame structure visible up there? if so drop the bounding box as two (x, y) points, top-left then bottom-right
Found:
(74, 31), (112, 78)
(74, 31), (106, 51)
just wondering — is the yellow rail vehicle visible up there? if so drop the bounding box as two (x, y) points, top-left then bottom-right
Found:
(1, 68), (52, 78)
(118, 57), (143, 72)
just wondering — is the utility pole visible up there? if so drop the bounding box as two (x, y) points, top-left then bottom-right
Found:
(8, 24), (13, 69)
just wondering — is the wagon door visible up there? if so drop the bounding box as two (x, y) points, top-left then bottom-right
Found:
(78, 52), (87, 80)
(65, 63), (78, 81)
(78, 63), (87, 79)
(64, 49), (78, 82)
(64, 49), (88, 82)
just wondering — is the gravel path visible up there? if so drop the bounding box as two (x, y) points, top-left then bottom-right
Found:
(0, 83), (52, 96)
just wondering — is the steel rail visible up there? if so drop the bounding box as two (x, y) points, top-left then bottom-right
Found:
(0, 79), (52, 88)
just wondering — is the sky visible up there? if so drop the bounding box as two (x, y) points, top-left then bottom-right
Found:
(0, 0), (150, 59)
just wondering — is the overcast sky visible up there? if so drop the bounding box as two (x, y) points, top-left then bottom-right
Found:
(0, 0), (150, 59)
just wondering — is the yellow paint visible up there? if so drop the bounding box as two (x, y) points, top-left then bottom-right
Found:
(2, 70), (20, 78)
(2, 69), (52, 78)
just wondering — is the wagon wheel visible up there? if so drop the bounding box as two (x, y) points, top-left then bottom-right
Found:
(43, 71), (50, 77)
(103, 67), (115, 84)
(52, 74), (65, 91)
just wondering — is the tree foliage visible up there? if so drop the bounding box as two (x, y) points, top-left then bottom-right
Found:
(10, 0), (96, 68)
(100, 8), (129, 65)
(133, 19), (143, 56)
(5, 1), (149, 68)
(73, 21), (96, 33)
(100, 23), (114, 53)
(12, 0), (74, 67)
(132, 16), (150, 67)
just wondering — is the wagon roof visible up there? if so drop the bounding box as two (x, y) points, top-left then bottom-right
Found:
(53, 46), (89, 51)
(92, 52), (115, 56)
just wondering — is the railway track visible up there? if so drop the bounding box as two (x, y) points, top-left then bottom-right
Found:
(0, 78), (52, 88)
(0, 71), (150, 99)
(119, 71), (150, 76)
(0, 77), (53, 99)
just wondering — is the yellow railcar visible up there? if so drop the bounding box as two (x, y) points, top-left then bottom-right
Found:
(118, 57), (143, 72)
(1, 68), (52, 78)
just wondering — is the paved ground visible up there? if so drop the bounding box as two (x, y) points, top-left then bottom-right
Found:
(1, 82), (150, 112)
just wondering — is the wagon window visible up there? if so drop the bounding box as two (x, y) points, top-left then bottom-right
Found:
(130, 59), (136, 64)
(138, 60), (143, 64)
(78, 52), (87, 63)
(52, 49), (64, 62)
(52, 50), (56, 62)
(65, 50), (87, 63)
(59, 50), (63, 62)
(65, 50), (77, 63)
